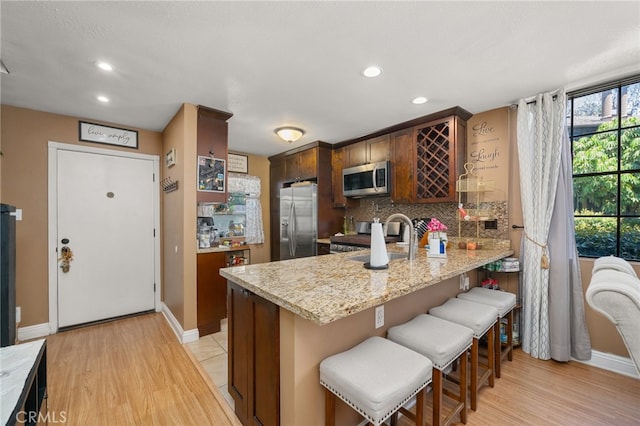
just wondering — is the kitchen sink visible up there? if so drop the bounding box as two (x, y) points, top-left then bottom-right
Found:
(348, 252), (407, 262)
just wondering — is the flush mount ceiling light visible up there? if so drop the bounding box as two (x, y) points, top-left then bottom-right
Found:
(412, 96), (428, 105)
(362, 65), (383, 78)
(96, 95), (110, 103)
(96, 61), (113, 71)
(275, 126), (305, 143)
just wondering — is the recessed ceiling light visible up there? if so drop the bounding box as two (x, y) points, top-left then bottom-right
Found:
(412, 96), (428, 105)
(97, 95), (110, 103)
(362, 65), (383, 78)
(96, 61), (113, 72)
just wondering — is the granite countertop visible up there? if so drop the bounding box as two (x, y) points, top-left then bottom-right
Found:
(220, 238), (514, 325)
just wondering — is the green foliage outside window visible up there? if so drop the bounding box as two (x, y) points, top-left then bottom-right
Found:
(572, 116), (640, 261)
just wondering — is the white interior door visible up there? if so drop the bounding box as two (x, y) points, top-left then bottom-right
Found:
(56, 149), (156, 328)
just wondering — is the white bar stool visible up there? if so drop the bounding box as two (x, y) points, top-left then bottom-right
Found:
(429, 298), (498, 412)
(457, 287), (517, 378)
(320, 336), (433, 426)
(388, 314), (473, 426)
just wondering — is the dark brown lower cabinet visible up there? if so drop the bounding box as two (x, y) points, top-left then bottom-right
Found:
(197, 252), (228, 336)
(228, 281), (280, 426)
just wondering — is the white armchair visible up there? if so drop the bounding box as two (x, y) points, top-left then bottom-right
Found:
(586, 260), (640, 375)
(591, 255), (638, 278)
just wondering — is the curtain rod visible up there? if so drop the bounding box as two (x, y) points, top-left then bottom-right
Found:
(511, 89), (562, 108)
(523, 88), (562, 104)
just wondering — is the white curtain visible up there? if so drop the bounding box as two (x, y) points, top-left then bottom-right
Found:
(548, 117), (592, 361)
(517, 90), (564, 359)
(228, 173), (264, 244)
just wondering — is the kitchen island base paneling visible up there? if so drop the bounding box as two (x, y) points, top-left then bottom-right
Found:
(228, 281), (280, 426)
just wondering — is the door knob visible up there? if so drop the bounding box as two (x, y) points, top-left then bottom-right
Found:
(59, 245), (74, 273)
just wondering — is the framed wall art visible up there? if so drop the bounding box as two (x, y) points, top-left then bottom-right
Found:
(198, 156), (226, 192)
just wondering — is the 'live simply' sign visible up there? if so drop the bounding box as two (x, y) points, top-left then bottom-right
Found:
(79, 121), (138, 149)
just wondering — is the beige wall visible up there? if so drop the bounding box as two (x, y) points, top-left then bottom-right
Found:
(161, 103), (201, 331)
(0, 105), (163, 327)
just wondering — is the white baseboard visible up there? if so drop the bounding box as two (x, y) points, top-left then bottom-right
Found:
(17, 322), (51, 342)
(574, 350), (639, 379)
(161, 302), (199, 344)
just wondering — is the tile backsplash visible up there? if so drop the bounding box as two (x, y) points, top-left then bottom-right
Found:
(345, 197), (509, 240)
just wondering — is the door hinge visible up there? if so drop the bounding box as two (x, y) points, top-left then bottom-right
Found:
(153, 228), (156, 237)
(154, 283), (156, 292)
(153, 173), (155, 182)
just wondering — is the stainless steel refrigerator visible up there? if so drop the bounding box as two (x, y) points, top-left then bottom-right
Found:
(279, 183), (318, 260)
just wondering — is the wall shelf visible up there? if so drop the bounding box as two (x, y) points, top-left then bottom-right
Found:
(457, 163), (496, 240)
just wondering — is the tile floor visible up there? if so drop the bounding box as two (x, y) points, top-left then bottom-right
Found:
(185, 319), (234, 409)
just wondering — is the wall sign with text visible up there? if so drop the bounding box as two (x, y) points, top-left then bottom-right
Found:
(228, 153), (248, 173)
(466, 107), (511, 201)
(79, 121), (138, 149)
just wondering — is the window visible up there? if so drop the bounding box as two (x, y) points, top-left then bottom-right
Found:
(569, 76), (640, 261)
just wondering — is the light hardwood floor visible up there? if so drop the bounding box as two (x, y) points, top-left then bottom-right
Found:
(44, 312), (239, 425)
(44, 312), (639, 426)
(397, 348), (640, 426)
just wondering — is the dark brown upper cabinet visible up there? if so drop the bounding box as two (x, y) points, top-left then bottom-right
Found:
(197, 106), (233, 203)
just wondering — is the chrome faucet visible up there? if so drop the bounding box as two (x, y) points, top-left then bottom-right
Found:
(384, 213), (416, 261)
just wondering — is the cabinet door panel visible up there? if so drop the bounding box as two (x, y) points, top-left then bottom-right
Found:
(251, 293), (280, 426)
(297, 148), (317, 179)
(344, 141), (367, 167)
(331, 148), (347, 207)
(228, 283), (251, 425)
(284, 154), (300, 181)
(368, 134), (390, 163)
(285, 148), (317, 181)
(391, 129), (414, 203)
(228, 282), (280, 426)
(197, 252), (228, 336)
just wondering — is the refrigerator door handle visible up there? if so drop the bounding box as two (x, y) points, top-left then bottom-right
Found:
(290, 202), (297, 257)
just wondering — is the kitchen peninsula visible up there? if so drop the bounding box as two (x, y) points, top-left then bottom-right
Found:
(220, 240), (514, 425)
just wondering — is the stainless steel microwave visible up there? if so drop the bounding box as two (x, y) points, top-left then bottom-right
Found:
(342, 161), (390, 198)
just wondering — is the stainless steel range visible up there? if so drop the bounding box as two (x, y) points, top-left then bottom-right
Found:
(329, 221), (401, 253)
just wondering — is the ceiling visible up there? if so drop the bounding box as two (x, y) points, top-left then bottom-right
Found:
(2, 1), (639, 157)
